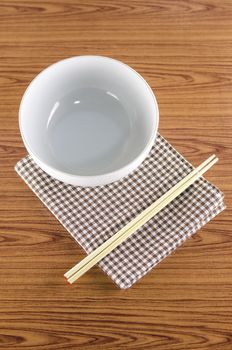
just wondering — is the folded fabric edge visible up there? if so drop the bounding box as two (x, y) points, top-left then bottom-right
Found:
(158, 134), (224, 200)
(15, 163), (92, 257)
(115, 200), (225, 289)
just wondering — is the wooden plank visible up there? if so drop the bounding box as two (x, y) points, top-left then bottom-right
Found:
(0, 1), (231, 349)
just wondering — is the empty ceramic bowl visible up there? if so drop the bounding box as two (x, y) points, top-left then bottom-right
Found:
(19, 56), (159, 187)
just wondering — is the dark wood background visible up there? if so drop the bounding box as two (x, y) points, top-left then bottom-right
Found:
(0, 1), (231, 349)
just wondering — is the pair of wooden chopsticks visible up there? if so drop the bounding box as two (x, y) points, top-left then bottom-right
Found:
(64, 154), (218, 285)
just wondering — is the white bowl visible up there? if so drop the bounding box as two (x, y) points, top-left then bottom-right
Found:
(19, 56), (159, 187)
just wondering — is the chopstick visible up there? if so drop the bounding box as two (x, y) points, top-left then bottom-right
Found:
(65, 155), (218, 284)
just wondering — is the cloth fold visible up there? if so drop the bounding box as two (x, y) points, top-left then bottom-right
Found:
(15, 134), (225, 289)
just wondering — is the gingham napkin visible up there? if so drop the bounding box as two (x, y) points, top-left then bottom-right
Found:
(15, 134), (225, 289)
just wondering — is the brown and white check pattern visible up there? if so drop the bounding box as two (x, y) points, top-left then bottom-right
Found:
(15, 134), (225, 289)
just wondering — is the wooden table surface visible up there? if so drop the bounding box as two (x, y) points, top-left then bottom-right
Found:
(0, 1), (231, 349)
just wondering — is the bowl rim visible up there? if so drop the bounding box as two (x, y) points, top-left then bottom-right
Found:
(19, 55), (159, 181)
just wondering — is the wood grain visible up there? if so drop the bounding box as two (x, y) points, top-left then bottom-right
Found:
(0, 0), (231, 349)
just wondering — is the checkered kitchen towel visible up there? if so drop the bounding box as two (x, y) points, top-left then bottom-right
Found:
(15, 134), (225, 289)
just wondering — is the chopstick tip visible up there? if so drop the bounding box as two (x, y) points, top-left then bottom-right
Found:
(64, 276), (72, 286)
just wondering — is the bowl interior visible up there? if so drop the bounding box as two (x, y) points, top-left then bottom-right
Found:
(20, 56), (158, 176)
